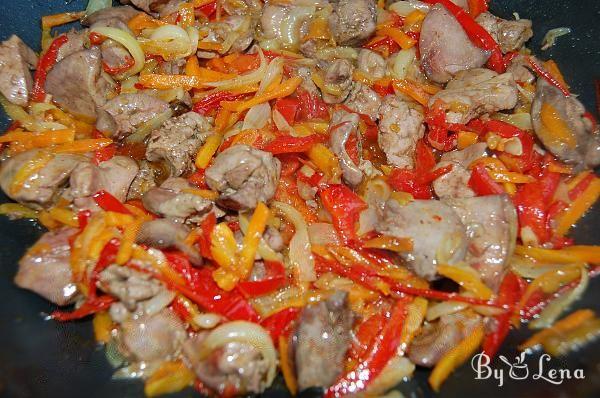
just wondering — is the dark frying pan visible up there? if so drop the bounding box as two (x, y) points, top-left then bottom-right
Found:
(0, 1), (599, 397)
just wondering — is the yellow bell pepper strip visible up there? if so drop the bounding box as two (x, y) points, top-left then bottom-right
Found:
(428, 324), (485, 391)
(377, 27), (417, 49)
(555, 176), (600, 236)
(195, 133), (224, 169)
(519, 309), (595, 351)
(392, 79), (431, 106)
(10, 151), (53, 195)
(0, 203), (39, 219)
(50, 108), (94, 136)
(138, 73), (234, 90)
(42, 11), (85, 29)
(515, 245), (600, 264)
(210, 222), (238, 271)
(0, 129), (75, 150)
(51, 138), (113, 153)
(144, 361), (195, 398)
(325, 297), (411, 398)
(542, 316), (600, 356)
(457, 130), (479, 149)
(487, 170), (535, 184)
(540, 103), (577, 148)
(127, 13), (168, 34)
(92, 311), (114, 343)
(437, 264), (494, 300)
(48, 207), (79, 227)
(307, 143), (342, 182)
(279, 335), (298, 396)
(363, 236), (414, 253)
(543, 60), (569, 91)
(177, 1), (195, 28)
(517, 264), (583, 317)
(404, 9), (426, 31)
(399, 297), (428, 352)
(221, 76), (303, 113)
(238, 202), (270, 279)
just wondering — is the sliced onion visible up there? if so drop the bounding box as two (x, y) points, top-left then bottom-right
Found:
(199, 321), (277, 388)
(242, 102), (271, 130)
(509, 255), (565, 279)
(279, 6), (315, 50)
(530, 265), (589, 329)
(204, 49), (268, 90)
(90, 26), (145, 78)
(390, 48), (417, 80)
(141, 289), (175, 316)
(272, 108), (295, 134)
(426, 300), (469, 321)
(365, 356), (416, 396)
(86, 0), (112, 15)
(112, 361), (161, 380)
(314, 46), (359, 60)
(491, 112), (533, 131)
(308, 223), (341, 246)
(272, 201), (315, 282)
(258, 57), (284, 95)
(126, 108), (172, 143)
(192, 313), (222, 329)
(389, 1), (430, 16)
(541, 27), (571, 51)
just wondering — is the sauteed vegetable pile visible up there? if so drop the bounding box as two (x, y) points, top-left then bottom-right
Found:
(1, 0), (599, 396)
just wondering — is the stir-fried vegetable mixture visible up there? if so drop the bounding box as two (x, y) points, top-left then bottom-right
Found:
(1, 0), (599, 396)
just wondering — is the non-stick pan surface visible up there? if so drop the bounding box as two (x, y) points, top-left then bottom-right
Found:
(0, 1), (599, 397)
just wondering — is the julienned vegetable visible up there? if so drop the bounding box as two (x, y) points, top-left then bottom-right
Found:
(1, 1), (600, 397)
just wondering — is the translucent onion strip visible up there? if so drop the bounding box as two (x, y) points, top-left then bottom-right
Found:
(204, 49), (268, 90)
(90, 26), (145, 78)
(530, 265), (589, 329)
(271, 201), (315, 282)
(198, 321), (277, 388)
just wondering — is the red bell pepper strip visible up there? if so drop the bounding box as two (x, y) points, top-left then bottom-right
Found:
(425, 100), (458, 151)
(319, 184), (368, 244)
(387, 140), (454, 198)
(513, 169), (560, 244)
(350, 313), (386, 360)
(468, 163), (505, 196)
(278, 154), (303, 177)
(388, 169), (434, 199)
(568, 173), (595, 201)
(237, 261), (287, 298)
(528, 57), (570, 97)
(197, 1), (217, 19)
(274, 97), (300, 125)
(364, 36), (401, 56)
(31, 34), (69, 102)
(482, 272), (525, 358)
(77, 209), (92, 229)
(87, 239), (121, 299)
(102, 56), (135, 75)
(467, 0), (488, 18)
(51, 295), (116, 321)
(260, 307), (301, 342)
(92, 144), (117, 165)
(296, 88), (329, 121)
(422, 0), (505, 73)
(170, 296), (192, 322)
(188, 168), (208, 189)
(93, 190), (132, 215)
(263, 134), (325, 155)
(325, 297), (411, 398)
(193, 91), (248, 115)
